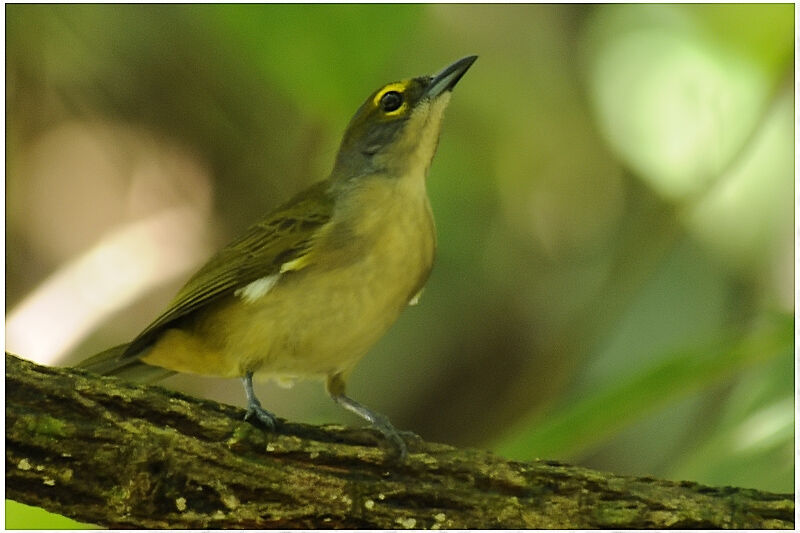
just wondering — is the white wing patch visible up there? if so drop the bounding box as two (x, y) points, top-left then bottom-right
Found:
(408, 288), (424, 306)
(235, 274), (280, 303)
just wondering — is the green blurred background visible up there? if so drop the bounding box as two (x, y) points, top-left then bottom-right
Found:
(5, 4), (794, 528)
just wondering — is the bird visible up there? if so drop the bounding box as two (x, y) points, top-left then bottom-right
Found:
(78, 55), (477, 459)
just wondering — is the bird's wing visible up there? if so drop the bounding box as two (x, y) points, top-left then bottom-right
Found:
(124, 180), (335, 356)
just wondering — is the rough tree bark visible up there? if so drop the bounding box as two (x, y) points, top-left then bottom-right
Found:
(5, 353), (794, 529)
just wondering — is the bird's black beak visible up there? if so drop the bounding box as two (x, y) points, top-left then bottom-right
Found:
(425, 55), (478, 99)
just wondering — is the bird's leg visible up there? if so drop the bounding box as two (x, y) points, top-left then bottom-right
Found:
(241, 371), (278, 430)
(326, 373), (408, 460)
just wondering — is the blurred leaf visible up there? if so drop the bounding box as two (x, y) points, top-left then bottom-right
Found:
(5, 500), (96, 529)
(667, 342), (794, 493)
(687, 84), (793, 270)
(582, 4), (790, 200)
(493, 314), (792, 461)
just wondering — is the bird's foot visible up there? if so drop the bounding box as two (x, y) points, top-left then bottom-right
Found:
(364, 411), (409, 461)
(244, 400), (279, 431)
(241, 371), (278, 431)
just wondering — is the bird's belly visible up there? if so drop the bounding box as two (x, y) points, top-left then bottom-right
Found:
(232, 237), (432, 379)
(257, 271), (412, 376)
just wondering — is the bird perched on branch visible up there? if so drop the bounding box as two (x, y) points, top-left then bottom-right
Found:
(79, 55), (478, 459)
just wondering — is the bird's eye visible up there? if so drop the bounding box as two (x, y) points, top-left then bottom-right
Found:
(379, 91), (403, 112)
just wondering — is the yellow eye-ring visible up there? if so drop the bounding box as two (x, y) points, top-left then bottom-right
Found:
(373, 82), (408, 116)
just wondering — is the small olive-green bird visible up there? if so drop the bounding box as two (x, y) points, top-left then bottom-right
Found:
(79, 55), (477, 459)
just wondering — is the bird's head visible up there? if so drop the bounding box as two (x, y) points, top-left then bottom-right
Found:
(332, 56), (477, 180)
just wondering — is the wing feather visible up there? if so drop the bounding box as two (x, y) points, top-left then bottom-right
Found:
(124, 180), (334, 356)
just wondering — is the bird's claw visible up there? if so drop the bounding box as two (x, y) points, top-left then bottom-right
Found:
(371, 417), (409, 461)
(244, 403), (278, 431)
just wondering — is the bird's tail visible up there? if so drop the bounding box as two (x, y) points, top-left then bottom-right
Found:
(78, 343), (176, 383)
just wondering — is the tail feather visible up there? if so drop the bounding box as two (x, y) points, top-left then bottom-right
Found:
(78, 343), (175, 383)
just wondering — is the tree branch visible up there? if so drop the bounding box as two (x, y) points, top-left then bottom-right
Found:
(5, 353), (793, 529)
